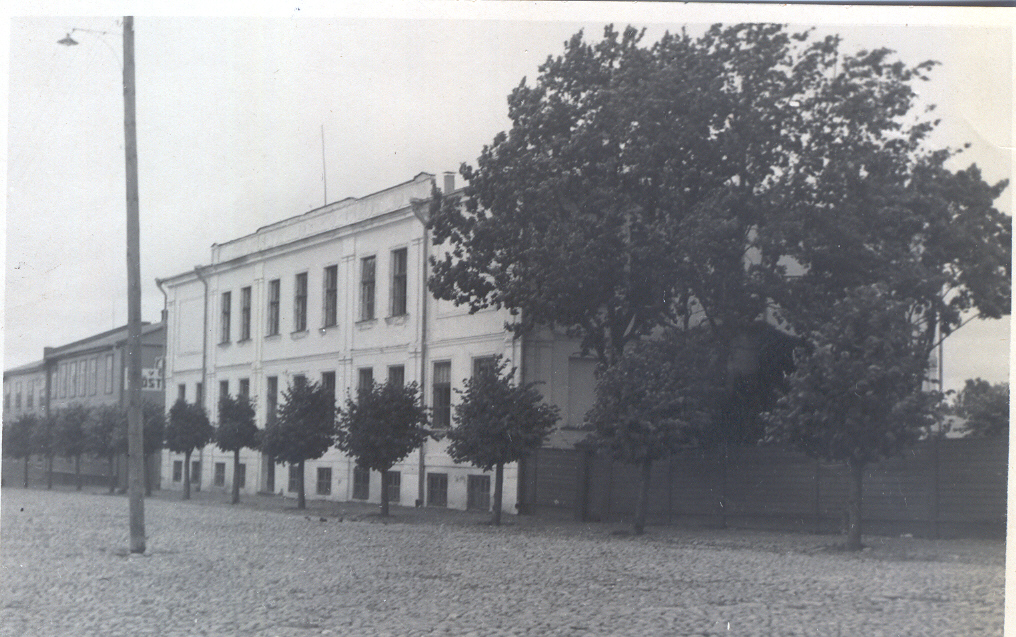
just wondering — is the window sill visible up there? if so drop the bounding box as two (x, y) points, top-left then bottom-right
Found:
(218, 341), (231, 348)
(236, 337), (252, 345)
(265, 333), (281, 341)
(290, 330), (309, 340)
(385, 313), (410, 326)
(356, 319), (377, 330)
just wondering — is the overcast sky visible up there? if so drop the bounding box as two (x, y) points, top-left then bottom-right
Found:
(3, 2), (1012, 393)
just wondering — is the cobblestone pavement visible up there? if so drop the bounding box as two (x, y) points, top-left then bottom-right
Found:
(1, 488), (1004, 636)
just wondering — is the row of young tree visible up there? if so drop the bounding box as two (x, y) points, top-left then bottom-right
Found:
(2, 402), (164, 493)
(426, 24), (1011, 549)
(164, 359), (558, 524)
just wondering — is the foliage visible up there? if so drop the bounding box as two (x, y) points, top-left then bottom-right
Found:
(588, 327), (721, 465)
(447, 356), (559, 470)
(335, 380), (429, 474)
(142, 401), (166, 457)
(84, 404), (127, 460)
(260, 377), (335, 467)
(165, 399), (214, 455)
(216, 393), (259, 454)
(54, 404), (91, 460)
(3, 413), (36, 461)
(30, 413), (57, 460)
(953, 378), (1009, 438)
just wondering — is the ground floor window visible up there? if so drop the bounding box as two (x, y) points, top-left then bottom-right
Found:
(467, 475), (491, 512)
(353, 466), (369, 500)
(173, 460), (182, 483)
(191, 461), (201, 485)
(386, 471), (401, 503)
(288, 464), (300, 492)
(236, 463), (246, 489)
(427, 472), (448, 507)
(317, 467), (332, 496)
(214, 462), (226, 487)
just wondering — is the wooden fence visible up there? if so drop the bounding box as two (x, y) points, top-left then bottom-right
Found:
(527, 437), (1007, 538)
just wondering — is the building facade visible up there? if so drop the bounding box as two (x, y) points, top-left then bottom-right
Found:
(3, 360), (47, 421)
(159, 172), (597, 512)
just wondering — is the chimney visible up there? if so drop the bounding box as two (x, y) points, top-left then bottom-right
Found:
(443, 172), (455, 195)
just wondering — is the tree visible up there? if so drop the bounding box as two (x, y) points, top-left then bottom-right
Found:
(766, 285), (941, 550)
(953, 379), (1009, 438)
(31, 413), (57, 489)
(335, 380), (429, 517)
(3, 414), (37, 488)
(165, 399), (213, 500)
(54, 404), (91, 491)
(84, 404), (127, 493)
(588, 327), (721, 534)
(447, 356), (560, 525)
(261, 377), (335, 510)
(142, 401), (165, 496)
(216, 392), (258, 504)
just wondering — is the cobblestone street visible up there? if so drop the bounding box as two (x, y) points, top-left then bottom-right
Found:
(1, 488), (1004, 636)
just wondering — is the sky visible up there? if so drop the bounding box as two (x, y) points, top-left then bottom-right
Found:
(3, 2), (1012, 395)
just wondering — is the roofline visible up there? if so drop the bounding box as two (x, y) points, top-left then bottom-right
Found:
(4, 360), (46, 378)
(42, 321), (159, 358)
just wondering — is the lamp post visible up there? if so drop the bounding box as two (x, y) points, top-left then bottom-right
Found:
(60, 16), (145, 554)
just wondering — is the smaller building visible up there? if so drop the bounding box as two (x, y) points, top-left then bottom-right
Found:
(3, 360), (47, 421)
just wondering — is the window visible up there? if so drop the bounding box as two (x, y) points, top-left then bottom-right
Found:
(177, 384), (186, 402)
(105, 354), (114, 394)
(14, 383), (21, 410)
(317, 467), (332, 495)
(173, 460), (182, 482)
(191, 461), (201, 485)
(468, 475), (491, 512)
(294, 272), (308, 332)
(390, 248), (408, 316)
(323, 265), (338, 328)
(73, 361), (81, 397)
(77, 360), (84, 396)
(388, 365), (405, 387)
(427, 472), (448, 507)
(220, 291), (232, 343)
(4, 391), (9, 410)
(288, 464), (300, 493)
(433, 362), (451, 428)
(89, 358), (98, 395)
(358, 368), (373, 392)
(321, 371), (336, 403)
(353, 466), (370, 500)
(60, 363), (68, 398)
(236, 464), (246, 489)
(386, 471), (401, 503)
(267, 278), (280, 336)
(239, 378), (250, 399)
(26, 381), (34, 410)
(214, 462), (226, 487)
(266, 376), (278, 425)
(473, 356), (497, 378)
(360, 256), (376, 321)
(219, 380), (229, 403)
(240, 286), (252, 341)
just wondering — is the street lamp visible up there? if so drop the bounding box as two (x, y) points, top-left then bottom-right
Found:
(60, 17), (145, 555)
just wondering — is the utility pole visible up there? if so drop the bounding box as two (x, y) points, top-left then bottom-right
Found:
(123, 16), (146, 554)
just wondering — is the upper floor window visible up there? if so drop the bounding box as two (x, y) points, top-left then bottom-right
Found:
(388, 365), (405, 387)
(105, 354), (114, 394)
(266, 376), (278, 425)
(294, 272), (308, 332)
(89, 357), (98, 396)
(360, 256), (376, 321)
(390, 248), (408, 316)
(267, 279), (281, 336)
(15, 382), (22, 410)
(220, 291), (232, 343)
(26, 381), (33, 409)
(240, 286), (252, 341)
(323, 265), (338, 328)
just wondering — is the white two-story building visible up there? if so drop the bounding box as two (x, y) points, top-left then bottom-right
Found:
(158, 172), (597, 513)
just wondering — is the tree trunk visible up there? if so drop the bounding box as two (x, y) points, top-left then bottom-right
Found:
(46, 455), (53, 489)
(183, 450), (192, 500)
(108, 456), (116, 493)
(633, 457), (652, 535)
(297, 460), (306, 510)
(231, 449), (241, 505)
(75, 455), (82, 491)
(846, 460), (864, 551)
(492, 463), (504, 526)
(380, 469), (390, 517)
(23, 456), (30, 488)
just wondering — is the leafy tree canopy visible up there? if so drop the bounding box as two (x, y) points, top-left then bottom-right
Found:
(165, 399), (214, 455)
(216, 393), (259, 454)
(3, 413), (36, 460)
(84, 404), (127, 460)
(447, 355), (559, 471)
(953, 378), (1009, 438)
(428, 23), (1009, 371)
(261, 377), (334, 466)
(54, 403), (91, 459)
(335, 381), (429, 474)
(142, 401), (166, 456)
